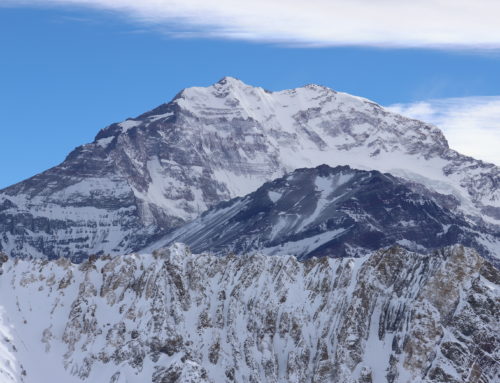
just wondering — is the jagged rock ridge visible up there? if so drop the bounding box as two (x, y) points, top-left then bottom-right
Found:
(0, 77), (498, 260)
(0, 244), (497, 382)
(146, 165), (500, 262)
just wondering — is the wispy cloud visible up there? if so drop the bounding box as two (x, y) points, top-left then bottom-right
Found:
(4, 0), (500, 48)
(387, 97), (500, 165)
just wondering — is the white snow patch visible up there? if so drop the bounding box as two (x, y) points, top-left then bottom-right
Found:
(268, 190), (282, 203)
(118, 119), (141, 132)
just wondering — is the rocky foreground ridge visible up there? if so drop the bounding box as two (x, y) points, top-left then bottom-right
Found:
(0, 244), (497, 383)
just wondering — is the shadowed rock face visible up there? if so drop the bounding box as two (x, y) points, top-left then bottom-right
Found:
(1, 77), (499, 261)
(0, 244), (497, 382)
(147, 165), (500, 262)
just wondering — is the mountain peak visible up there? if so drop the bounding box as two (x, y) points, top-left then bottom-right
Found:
(215, 76), (246, 87)
(2, 77), (499, 261)
(179, 77), (341, 105)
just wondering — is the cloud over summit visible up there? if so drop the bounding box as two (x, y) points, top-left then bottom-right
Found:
(7, 0), (500, 48)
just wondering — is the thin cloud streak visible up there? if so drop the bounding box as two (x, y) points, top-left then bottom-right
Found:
(387, 97), (500, 166)
(4, 0), (500, 48)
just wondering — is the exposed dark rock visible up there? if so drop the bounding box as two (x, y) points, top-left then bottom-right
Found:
(148, 165), (500, 262)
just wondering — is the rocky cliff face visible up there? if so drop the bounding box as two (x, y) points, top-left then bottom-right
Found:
(147, 165), (500, 262)
(0, 244), (497, 383)
(1, 77), (498, 260)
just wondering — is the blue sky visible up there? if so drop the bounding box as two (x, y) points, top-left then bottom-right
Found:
(1, 3), (500, 188)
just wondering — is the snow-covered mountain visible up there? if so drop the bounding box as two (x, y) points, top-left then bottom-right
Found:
(1, 77), (499, 260)
(145, 165), (500, 261)
(0, 244), (497, 383)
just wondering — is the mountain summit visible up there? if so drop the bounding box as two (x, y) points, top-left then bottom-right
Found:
(0, 78), (498, 260)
